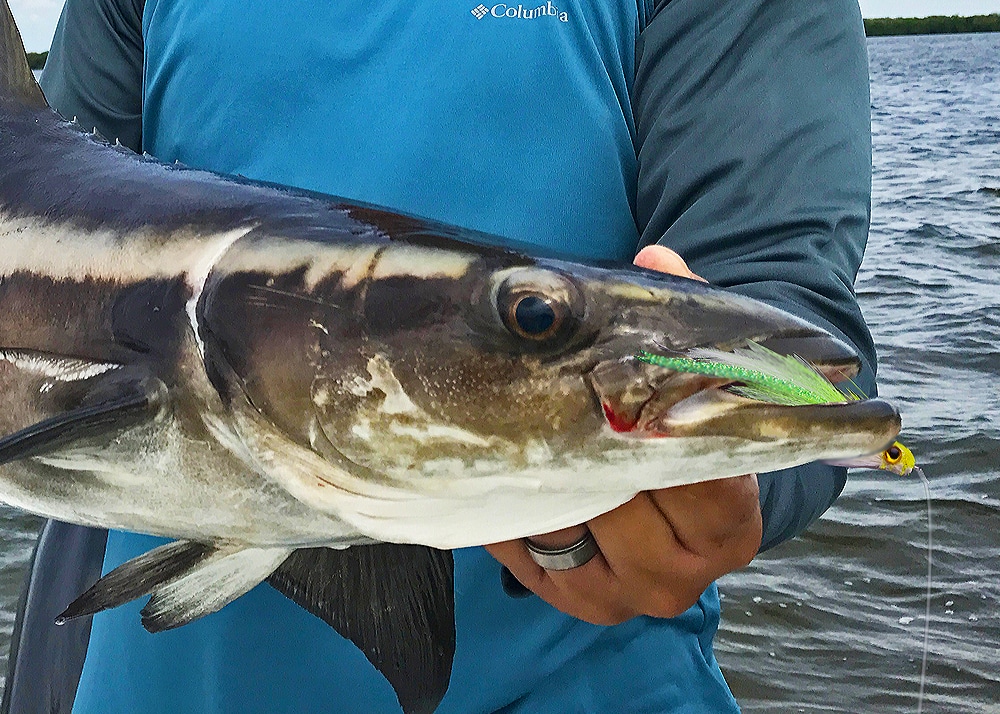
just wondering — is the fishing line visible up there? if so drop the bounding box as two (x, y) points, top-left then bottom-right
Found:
(914, 466), (931, 714)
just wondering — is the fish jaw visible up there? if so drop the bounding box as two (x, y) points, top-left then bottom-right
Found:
(583, 269), (871, 441)
(588, 339), (900, 487)
(586, 358), (900, 490)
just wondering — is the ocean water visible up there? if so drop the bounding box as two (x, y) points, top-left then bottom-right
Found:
(5, 35), (1000, 711)
(718, 32), (1000, 713)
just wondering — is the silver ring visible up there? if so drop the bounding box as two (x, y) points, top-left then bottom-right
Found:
(524, 531), (599, 571)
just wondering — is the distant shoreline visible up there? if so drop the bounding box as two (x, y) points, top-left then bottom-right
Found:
(26, 52), (47, 70)
(864, 13), (1000, 37)
(22, 14), (1000, 67)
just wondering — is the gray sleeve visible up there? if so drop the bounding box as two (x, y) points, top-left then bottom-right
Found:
(1, 522), (108, 714)
(633, 0), (875, 551)
(39, 0), (145, 152)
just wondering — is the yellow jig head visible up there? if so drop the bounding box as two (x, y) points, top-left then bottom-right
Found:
(878, 441), (916, 476)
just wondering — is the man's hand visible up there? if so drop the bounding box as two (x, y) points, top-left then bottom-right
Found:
(485, 245), (763, 626)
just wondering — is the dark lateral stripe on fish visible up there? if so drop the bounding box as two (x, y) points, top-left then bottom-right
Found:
(205, 271), (469, 332)
(0, 271), (190, 366)
(362, 276), (465, 334)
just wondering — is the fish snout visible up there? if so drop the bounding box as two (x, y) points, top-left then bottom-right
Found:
(588, 324), (863, 438)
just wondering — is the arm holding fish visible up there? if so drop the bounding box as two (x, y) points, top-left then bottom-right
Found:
(632, 0), (876, 553)
(490, 0), (874, 621)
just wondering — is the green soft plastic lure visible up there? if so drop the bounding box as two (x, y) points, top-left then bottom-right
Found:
(637, 342), (915, 476)
(637, 341), (856, 406)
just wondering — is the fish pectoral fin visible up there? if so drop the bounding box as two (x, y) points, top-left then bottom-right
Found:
(0, 358), (167, 465)
(57, 540), (214, 623)
(267, 544), (456, 714)
(140, 546), (292, 633)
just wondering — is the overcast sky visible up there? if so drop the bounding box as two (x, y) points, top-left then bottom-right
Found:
(9, 0), (1000, 52)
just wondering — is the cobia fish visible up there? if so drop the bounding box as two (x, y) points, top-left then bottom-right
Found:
(0, 4), (899, 713)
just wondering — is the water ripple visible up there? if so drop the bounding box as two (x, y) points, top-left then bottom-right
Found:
(719, 32), (1000, 714)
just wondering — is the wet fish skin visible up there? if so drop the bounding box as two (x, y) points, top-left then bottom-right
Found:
(0, 92), (892, 550)
(0, 3), (900, 712)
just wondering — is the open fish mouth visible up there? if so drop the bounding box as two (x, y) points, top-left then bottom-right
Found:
(590, 334), (900, 449)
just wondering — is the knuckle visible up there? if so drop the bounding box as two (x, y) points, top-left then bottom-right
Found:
(708, 500), (763, 554)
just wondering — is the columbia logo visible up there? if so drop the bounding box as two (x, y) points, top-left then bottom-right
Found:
(471, 2), (569, 22)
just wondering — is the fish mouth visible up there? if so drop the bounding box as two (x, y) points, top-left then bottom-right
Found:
(589, 335), (899, 451)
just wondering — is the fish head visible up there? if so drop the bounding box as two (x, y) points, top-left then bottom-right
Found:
(199, 233), (899, 545)
(321, 255), (872, 439)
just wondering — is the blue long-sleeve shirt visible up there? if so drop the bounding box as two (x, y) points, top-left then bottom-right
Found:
(3, 0), (875, 711)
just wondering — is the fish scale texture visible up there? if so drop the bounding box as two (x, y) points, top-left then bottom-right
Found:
(18, 0), (876, 710)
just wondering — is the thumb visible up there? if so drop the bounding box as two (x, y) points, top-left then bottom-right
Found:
(634, 245), (707, 282)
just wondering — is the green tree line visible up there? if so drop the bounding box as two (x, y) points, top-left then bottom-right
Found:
(26, 51), (47, 70)
(865, 14), (1000, 36)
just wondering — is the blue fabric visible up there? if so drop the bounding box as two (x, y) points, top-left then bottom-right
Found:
(140, 0), (643, 262)
(76, 535), (736, 713)
(72, 0), (739, 712)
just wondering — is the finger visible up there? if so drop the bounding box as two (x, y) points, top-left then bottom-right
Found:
(587, 493), (712, 618)
(649, 475), (762, 571)
(485, 535), (634, 626)
(633, 245), (707, 282)
(523, 524), (588, 550)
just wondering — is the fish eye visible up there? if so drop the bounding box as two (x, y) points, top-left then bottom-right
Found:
(886, 445), (902, 462)
(494, 269), (582, 346)
(510, 294), (558, 339)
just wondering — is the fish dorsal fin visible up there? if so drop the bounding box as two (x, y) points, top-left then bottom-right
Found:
(268, 545), (456, 714)
(0, 0), (46, 110)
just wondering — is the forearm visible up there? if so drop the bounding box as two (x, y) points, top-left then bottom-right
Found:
(633, 0), (874, 549)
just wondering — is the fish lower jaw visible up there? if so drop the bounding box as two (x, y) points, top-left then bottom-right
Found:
(625, 389), (899, 454)
(639, 389), (752, 435)
(593, 366), (734, 437)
